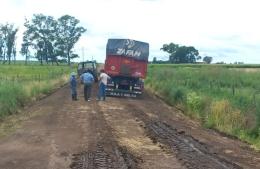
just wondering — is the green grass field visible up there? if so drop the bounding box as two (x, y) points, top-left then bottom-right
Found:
(146, 64), (260, 149)
(0, 64), (73, 118)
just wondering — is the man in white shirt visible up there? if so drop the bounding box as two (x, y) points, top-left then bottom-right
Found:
(97, 69), (110, 101)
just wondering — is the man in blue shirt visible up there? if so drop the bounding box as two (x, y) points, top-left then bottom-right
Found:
(70, 72), (77, 101)
(80, 69), (94, 101)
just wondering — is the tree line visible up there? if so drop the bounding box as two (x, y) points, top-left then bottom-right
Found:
(0, 14), (86, 65)
(153, 43), (213, 64)
(1, 15), (213, 65)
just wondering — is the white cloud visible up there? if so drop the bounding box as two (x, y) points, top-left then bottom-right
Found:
(1, 0), (260, 63)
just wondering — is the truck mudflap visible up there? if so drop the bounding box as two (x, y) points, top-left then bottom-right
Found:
(106, 88), (142, 98)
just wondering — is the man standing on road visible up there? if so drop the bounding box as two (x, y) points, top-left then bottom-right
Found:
(70, 72), (78, 101)
(97, 69), (110, 101)
(80, 69), (94, 101)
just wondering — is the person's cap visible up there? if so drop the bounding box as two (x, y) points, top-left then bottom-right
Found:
(71, 72), (76, 76)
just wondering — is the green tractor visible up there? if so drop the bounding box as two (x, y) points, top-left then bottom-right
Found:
(77, 61), (98, 82)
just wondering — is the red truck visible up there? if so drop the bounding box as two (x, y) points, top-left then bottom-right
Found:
(105, 39), (149, 97)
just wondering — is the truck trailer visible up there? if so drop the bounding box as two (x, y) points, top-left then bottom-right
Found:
(105, 39), (149, 97)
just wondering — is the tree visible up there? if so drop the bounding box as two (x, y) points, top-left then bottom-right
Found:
(0, 32), (5, 62)
(160, 43), (200, 63)
(55, 15), (86, 65)
(0, 24), (8, 62)
(23, 14), (57, 65)
(20, 20), (29, 64)
(203, 56), (213, 64)
(12, 43), (17, 62)
(20, 37), (31, 64)
(6, 26), (18, 64)
(0, 23), (18, 64)
(22, 14), (86, 65)
(152, 57), (157, 63)
(20, 27), (32, 65)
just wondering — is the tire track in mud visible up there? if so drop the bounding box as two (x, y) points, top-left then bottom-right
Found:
(70, 101), (139, 169)
(70, 144), (137, 169)
(148, 122), (242, 169)
(99, 101), (184, 169)
(126, 104), (243, 169)
(70, 145), (113, 169)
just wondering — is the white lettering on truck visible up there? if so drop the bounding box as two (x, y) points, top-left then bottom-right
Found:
(116, 48), (141, 57)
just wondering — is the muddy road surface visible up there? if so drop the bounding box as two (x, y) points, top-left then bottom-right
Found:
(0, 84), (259, 169)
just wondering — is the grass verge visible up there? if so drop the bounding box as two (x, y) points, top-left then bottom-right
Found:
(146, 64), (260, 150)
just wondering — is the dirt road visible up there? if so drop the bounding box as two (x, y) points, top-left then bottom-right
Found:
(0, 84), (259, 169)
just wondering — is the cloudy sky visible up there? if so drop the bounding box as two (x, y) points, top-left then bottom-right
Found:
(1, 0), (260, 63)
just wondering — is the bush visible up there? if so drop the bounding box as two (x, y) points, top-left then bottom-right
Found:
(171, 87), (186, 103)
(186, 92), (208, 119)
(0, 82), (28, 117)
(187, 92), (201, 112)
(205, 100), (245, 134)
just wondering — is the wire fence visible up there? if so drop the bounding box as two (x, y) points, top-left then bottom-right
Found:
(0, 72), (67, 83)
(0, 72), (66, 82)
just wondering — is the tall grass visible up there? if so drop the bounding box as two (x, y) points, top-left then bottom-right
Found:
(146, 64), (260, 149)
(0, 65), (72, 118)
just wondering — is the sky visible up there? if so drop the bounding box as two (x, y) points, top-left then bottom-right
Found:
(0, 0), (260, 63)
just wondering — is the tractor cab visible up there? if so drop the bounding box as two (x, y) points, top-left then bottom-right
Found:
(77, 61), (98, 82)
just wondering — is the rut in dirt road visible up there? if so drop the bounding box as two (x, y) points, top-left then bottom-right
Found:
(70, 144), (113, 169)
(125, 103), (243, 169)
(69, 95), (140, 169)
(147, 121), (242, 169)
(70, 144), (138, 169)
